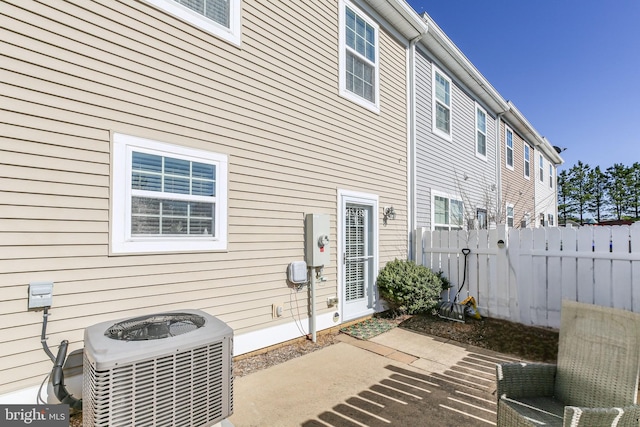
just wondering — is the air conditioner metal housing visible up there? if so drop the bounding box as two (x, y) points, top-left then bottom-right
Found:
(83, 309), (233, 427)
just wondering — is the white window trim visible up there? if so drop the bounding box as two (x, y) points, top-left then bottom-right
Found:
(432, 65), (453, 141)
(506, 203), (515, 228)
(338, 0), (380, 114)
(505, 125), (514, 170)
(523, 144), (530, 180)
(144, 0), (242, 46)
(475, 103), (487, 161)
(111, 133), (228, 254)
(549, 165), (554, 188)
(431, 190), (463, 231)
(539, 154), (544, 183)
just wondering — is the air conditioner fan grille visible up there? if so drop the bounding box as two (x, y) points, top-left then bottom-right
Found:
(105, 312), (205, 341)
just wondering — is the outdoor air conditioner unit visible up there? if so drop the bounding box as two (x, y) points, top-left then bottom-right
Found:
(83, 309), (233, 427)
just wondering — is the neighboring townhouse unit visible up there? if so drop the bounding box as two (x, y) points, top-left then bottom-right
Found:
(500, 102), (562, 229)
(0, 0), (426, 402)
(535, 137), (564, 227)
(413, 14), (509, 233)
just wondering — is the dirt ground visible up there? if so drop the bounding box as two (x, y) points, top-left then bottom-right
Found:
(399, 313), (559, 363)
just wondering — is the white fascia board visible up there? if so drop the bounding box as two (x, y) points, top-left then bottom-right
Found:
(506, 104), (563, 166)
(419, 12), (508, 115)
(365, 0), (428, 40)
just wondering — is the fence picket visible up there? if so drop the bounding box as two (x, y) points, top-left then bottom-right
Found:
(593, 227), (612, 307)
(547, 227), (562, 327)
(488, 227), (501, 317)
(611, 226), (632, 311)
(631, 223), (640, 312)
(476, 229), (490, 315)
(560, 226), (578, 303)
(576, 227), (594, 304)
(466, 229), (479, 305)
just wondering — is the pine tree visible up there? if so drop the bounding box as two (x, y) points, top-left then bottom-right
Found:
(586, 166), (607, 222)
(567, 161), (592, 225)
(557, 169), (575, 224)
(605, 163), (632, 220)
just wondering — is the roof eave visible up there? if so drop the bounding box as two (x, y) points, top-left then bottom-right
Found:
(505, 102), (564, 165)
(365, 0), (428, 40)
(419, 12), (508, 114)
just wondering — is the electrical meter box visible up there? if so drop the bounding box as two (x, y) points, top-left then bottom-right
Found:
(305, 214), (330, 267)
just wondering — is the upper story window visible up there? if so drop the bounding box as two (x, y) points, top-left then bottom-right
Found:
(112, 133), (228, 254)
(549, 165), (554, 188)
(539, 154), (544, 182)
(505, 126), (514, 170)
(145, 0), (241, 46)
(476, 208), (488, 230)
(433, 193), (463, 231)
(476, 104), (487, 159)
(524, 145), (530, 179)
(433, 67), (452, 140)
(339, 0), (379, 113)
(506, 204), (514, 228)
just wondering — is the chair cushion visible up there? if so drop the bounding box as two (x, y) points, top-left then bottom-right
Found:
(499, 396), (565, 427)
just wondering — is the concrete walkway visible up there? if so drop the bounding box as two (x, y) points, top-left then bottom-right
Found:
(229, 327), (519, 427)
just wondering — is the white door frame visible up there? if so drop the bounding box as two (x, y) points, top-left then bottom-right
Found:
(337, 189), (379, 321)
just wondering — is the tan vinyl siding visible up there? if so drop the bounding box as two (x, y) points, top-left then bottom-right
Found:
(500, 121), (535, 226)
(0, 0), (408, 395)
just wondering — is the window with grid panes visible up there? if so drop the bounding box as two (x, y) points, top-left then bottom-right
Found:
(433, 194), (463, 230)
(505, 127), (514, 169)
(112, 133), (228, 254)
(433, 68), (452, 139)
(476, 105), (487, 158)
(145, 0), (240, 45)
(339, 0), (379, 112)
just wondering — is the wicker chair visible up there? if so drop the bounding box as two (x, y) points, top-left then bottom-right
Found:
(496, 300), (640, 426)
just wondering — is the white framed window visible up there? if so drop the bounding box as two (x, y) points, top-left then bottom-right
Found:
(505, 126), (514, 170)
(524, 144), (530, 179)
(339, 0), (380, 113)
(433, 192), (463, 230)
(432, 66), (452, 141)
(506, 204), (514, 228)
(549, 165), (554, 188)
(112, 133), (228, 254)
(144, 0), (241, 46)
(548, 213), (554, 226)
(540, 212), (545, 227)
(476, 208), (488, 230)
(539, 154), (544, 182)
(475, 104), (487, 159)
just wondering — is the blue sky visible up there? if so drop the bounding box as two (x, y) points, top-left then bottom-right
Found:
(406, 0), (640, 172)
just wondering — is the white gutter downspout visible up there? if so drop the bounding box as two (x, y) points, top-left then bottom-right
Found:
(408, 32), (425, 261)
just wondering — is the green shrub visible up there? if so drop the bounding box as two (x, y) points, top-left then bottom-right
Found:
(376, 259), (447, 315)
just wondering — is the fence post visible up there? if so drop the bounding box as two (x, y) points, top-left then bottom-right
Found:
(632, 223), (640, 313)
(414, 227), (424, 265)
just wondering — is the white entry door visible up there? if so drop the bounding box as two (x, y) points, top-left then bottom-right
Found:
(339, 191), (378, 321)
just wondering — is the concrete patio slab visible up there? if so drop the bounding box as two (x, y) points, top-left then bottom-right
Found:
(229, 327), (514, 427)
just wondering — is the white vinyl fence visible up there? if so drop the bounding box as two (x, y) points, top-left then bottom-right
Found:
(414, 223), (640, 329)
